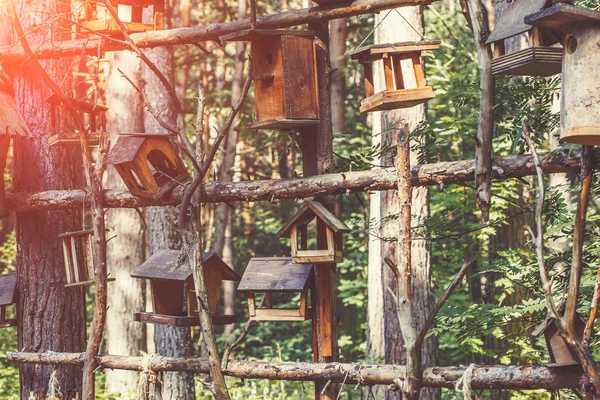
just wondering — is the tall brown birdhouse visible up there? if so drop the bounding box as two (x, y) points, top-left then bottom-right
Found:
(46, 94), (107, 147)
(238, 257), (313, 322)
(0, 273), (17, 328)
(59, 229), (115, 287)
(0, 74), (32, 218)
(131, 249), (241, 326)
(220, 29), (319, 130)
(526, 3), (600, 144)
(349, 40), (440, 113)
(278, 201), (349, 264)
(486, 0), (562, 77)
(78, 0), (164, 35)
(532, 309), (586, 366)
(107, 133), (190, 200)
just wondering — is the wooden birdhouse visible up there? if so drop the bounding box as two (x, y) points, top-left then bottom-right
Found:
(238, 257), (313, 322)
(0, 74), (32, 218)
(278, 201), (350, 264)
(78, 0), (164, 35)
(60, 229), (114, 287)
(0, 273), (17, 328)
(46, 94), (107, 147)
(131, 249), (241, 326)
(107, 133), (190, 200)
(220, 29), (319, 130)
(485, 0), (562, 76)
(348, 40), (440, 113)
(532, 309), (586, 366)
(526, 3), (600, 144)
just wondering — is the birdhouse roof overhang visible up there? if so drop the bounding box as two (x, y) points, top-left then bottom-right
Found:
(0, 75), (32, 139)
(131, 249), (241, 282)
(238, 257), (313, 292)
(348, 40), (440, 62)
(278, 201), (350, 238)
(45, 93), (109, 113)
(0, 273), (17, 306)
(106, 133), (173, 164)
(219, 28), (315, 43)
(486, 0), (552, 44)
(524, 3), (600, 30)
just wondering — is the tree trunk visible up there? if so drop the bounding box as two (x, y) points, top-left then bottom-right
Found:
(9, 1), (87, 397)
(104, 50), (147, 396)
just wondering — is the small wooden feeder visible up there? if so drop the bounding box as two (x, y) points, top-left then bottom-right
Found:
(0, 273), (17, 328)
(60, 229), (114, 287)
(278, 201), (350, 264)
(485, 0), (562, 77)
(107, 133), (190, 200)
(131, 249), (241, 326)
(46, 93), (107, 147)
(532, 309), (586, 366)
(78, 0), (164, 35)
(238, 257), (313, 322)
(220, 29), (319, 130)
(526, 3), (600, 144)
(348, 40), (440, 113)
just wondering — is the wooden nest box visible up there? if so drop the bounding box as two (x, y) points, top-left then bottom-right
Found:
(59, 229), (115, 288)
(348, 40), (440, 113)
(107, 134), (190, 200)
(0, 273), (17, 328)
(486, 0), (562, 77)
(532, 309), (585, 366)
(46, 94), (107, 147)
(220, 29), (319, 130)
(78, 0), (164, 35)
(131, 249), (241, 326)
(238, 257), (314, 322)
(278, 201), (350, 264)
(526, 3), (600, 144)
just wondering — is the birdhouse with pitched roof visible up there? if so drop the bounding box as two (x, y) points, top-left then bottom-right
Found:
(532, 308), (586, 366)
(238, 257), (313, 322)
(131, 249), (241, 326)
(78, 0), (164, 35)
(348, 40), (440, 113)
(486, 0), (562, 76)
(278, 201), (350, 264)
(0, 273), (17, 328)
(46, 94), (107, 147)
(107, 133), (190, 200)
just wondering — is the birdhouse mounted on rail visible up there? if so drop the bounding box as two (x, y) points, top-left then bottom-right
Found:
(107, 133), (190, 200)
(60, 229), (115, 287)
(532, 309), (586, 366)
(526, 3), (600, 144)
(0, 273), (17, 328)
(220, 29), (319, 130)
(278, 201), (350, 264)
(46, 94), (106, 147)
(78, 0), (164, 35)
(349, 40), (440, 113)
(485, 0), (562, 77)
(131, 249), (241, 327)
(238, 257), (313, 322)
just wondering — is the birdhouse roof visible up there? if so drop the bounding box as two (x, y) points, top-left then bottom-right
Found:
(486, 0), (552, 44)
(278, 201), (350, 238)
(46, 93), (108, 113)
(0, 273), (17, 306)
(220, 28), (315, 43)
(131, 249), (240, 282)
(237, 257), (313, 292)
(0, 75), (32, 139)
(348, 40), (441, 60)
(531, 302), (585, 336)
(524, 3), (600, 30)
(106, 133), (172, 164)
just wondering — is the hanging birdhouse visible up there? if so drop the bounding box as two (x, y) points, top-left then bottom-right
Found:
(220, 29), (319, 130)
(348, 40), (439, 113)
(0, 273), (17, 328)
(485, 0), (562, 76)
(107, 133), (190, 200)
(60, 229), (114, 287)
(78, 0), (164, 35)
(46, 94), (107, 147)
(278, 201), (349, 264)
(238, 257), (313, 322)
(131, 249), (241, 326)
(532, 309), (586, 366)
(526, 3), (600, 144)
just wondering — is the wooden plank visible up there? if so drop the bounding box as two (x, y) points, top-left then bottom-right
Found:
(360, 87), (435, 113)
(62, 238), (72, 284)
(392, 55), (404, 90)
(220, 29), (315, 42)
(383, 56), (395, 91)
(525, 3), (600, 30)
(364, 63), (375, 97)
(238, 257), (313, 292)
(250, 307), (313, 321)
(348, 40), (440, 59)
(412, 54), (425, 88)
(71, 236), (80, 283)
(291, 225), (298, 257)
(247, 293), (256, 317)
(247, 118), (320, 130)
(64, 277), (115, 288)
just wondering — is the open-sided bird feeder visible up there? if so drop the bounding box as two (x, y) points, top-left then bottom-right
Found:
(532, 308), (586, 366)
(78, 0), (164, 35)
(0, 273), (17, 328)
(60, 229), (114, 287)
(238, 257), (313, 322)
(107, 133), (190, 200)
(486, 0), (562, 77)
(278, 201), (349, 264)
(348, 40), (440, 113)
(220, 29), (319, 130)
(131, 249), (241, 326)
(46, 93), (106, 147)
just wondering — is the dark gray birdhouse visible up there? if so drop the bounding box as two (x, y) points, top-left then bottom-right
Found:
(0, 273), (17, 328)
(532, 309), (586, 366)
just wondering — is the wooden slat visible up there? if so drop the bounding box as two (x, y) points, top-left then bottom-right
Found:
(238, 257), (313, 292)
(247, 118), (320, 130)
(363, 63), (375, 97)
(412, 54), (425, 88)
(71, 236), (80, 283)
(383, 56), (394, 91)
(247, 293), (256, 317)
(134, 312), (236, 326)
(360, 87), (435, 113)
(62, 238), (72, 284)
(392, 55), (404, 90)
